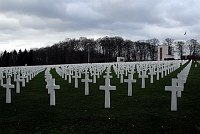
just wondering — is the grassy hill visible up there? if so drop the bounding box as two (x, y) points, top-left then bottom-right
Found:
(0, 61), (200, 134)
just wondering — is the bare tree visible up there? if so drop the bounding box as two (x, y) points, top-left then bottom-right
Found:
(175, 41), (185, 59)
(114, 36), (124, 57)
(164, 38), (174, 46)
(123, 40), (133, 61)
(195, 42), (200, 56)
(187, 39), (198, 56)
(164, 38), (175, 56)
(135, 41), (150, 61)
(146, 38), (159, 61)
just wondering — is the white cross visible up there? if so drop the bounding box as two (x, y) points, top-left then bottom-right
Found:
(125, 66), (129, 76)
(103, 66), (113, 80)
(130, 68), (135, 76)
(81, 73), (92, 95)
(124, 74), (136, 96)
(119, 70), (124, 83)
(20, 74), (26, 87)
(165, 78), (183, 111)
(138, 70), (148, 89)
(2, 77), (15, 103)
(91, 70), (98, 83)
(164, 66), (168, 76)
(167, 66), (170, 74)
(156, 66), (160, 80)
(68, 71), (72, 83)
(29, 72), (33, 81)
(117, 69), (120, 78)
(61, 69), (65, 79)
(161, 66), (164, 78)
(72, 70), (81, 88)
(45, 73), (52, 83)
(25, 73), (30, 83)
(99, 74), (116, 108)
(172, 78), (185, 97)
(64, 71), (68, 80)
(0, 73), (5, 86)
(103, 72), (113, 80)
(105, 66), (112, 74)
(46, 78), (60, 106)
(148, 68), (155, 83)
(13, 71), (17, 81)
(137, 68), (142, 78)
(15, 74), (23, 93)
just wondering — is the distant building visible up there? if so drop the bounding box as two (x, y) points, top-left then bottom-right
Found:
(158, 45), (174, 61)
(117, 57), (125, 62)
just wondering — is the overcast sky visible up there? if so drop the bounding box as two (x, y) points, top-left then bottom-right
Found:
(0, 0), (200, 51)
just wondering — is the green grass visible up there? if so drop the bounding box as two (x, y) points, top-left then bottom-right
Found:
(0, 61), (200, 134)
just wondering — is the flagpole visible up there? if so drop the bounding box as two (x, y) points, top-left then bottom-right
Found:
(184, 32), (187, 42)
(184, 31), (187, 60)
(184, 31), (187, 45)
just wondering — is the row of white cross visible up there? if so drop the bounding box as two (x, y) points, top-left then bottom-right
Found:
(0, 67), (45, 103)
(45, 68), (60, 106)
(53, 60), (187, 109)
(0, 60), (189, 110)
(165, 60), (192, 111)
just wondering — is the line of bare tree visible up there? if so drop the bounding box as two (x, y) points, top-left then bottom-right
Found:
(0, 36), (199, 67)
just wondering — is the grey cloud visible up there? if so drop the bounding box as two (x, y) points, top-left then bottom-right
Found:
(0, 0), (66, 19)
(0, 0), (200, 51)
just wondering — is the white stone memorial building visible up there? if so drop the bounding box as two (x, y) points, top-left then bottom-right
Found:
(158, 45), (174, 61)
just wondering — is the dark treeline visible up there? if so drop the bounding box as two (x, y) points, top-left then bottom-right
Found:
(0, 36), (165, 66)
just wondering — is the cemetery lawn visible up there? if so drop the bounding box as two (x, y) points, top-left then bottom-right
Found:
(0, 61), (200, 134)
